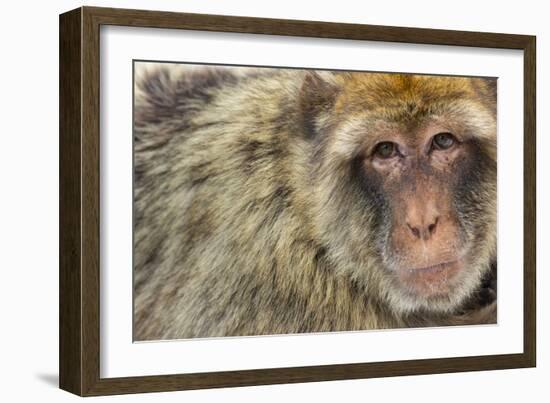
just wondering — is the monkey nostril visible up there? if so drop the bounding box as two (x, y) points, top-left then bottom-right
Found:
(428, 217), (439, 235)
(407, 223), (421, 239)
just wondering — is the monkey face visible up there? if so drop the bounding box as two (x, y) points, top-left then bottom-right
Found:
(308, 73), (496, 315)
(365, 124), (481, 299)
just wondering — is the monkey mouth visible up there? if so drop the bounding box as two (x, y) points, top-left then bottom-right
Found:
(397, 260), (462, 297)
(408, 260), (457, 273)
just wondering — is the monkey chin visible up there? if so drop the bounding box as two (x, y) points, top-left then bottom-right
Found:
(383, 255), (480, 316)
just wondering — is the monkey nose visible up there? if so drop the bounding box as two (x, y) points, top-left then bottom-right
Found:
(406, 216), (439, 241)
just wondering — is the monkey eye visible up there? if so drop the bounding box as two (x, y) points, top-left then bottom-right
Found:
(432, 133), (456, 150)
(373, 141), (398, 159)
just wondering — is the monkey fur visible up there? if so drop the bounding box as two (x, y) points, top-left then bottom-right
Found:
(133, 65), (497, 340)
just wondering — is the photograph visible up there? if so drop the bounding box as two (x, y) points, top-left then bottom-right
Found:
(56, 4), (537, 397)
(133, 62), (498, 341)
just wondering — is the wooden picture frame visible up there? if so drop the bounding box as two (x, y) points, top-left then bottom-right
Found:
(59, 6), (536, 396)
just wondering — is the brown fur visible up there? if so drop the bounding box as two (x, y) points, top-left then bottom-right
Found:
(133, 64), (497, 341)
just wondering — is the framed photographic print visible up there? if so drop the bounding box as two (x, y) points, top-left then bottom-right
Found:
(59, 6), (536, 396)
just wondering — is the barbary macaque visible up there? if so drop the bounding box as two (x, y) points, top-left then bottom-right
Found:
(133, 65), (497, 340)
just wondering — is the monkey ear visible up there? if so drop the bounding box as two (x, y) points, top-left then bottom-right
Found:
(299, 71), (341, 138)
(483, 78), (497, 100)
(472, 77), (497, 107)
(482, 78), (497, 114)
